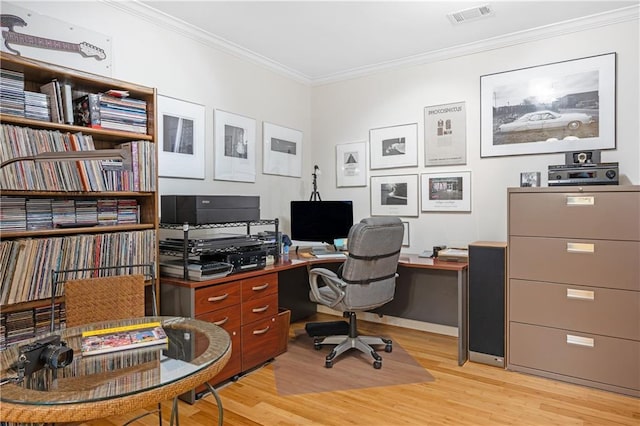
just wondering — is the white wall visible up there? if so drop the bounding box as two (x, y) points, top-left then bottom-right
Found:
(311, 19), (639, 251)
(15, 3), (639, 249)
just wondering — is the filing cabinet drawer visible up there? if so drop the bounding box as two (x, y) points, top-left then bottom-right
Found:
(194, 281), (241, 316)
(242, 293), (278, 324)
(510, 279), (640, 340)
(197, 306), (241, 384)
(509, 191), (640, 240)
(510, 322), (640, 391)
(509, 236), (640, 291)
(241, 273), (278, 302)
(242, 315), (278, 370)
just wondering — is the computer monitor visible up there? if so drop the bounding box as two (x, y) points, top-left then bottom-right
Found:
(290, 201), (353, 244)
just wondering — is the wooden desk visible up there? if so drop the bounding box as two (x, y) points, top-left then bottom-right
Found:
(0, 316), (230, 423)
(160, 253), (469, 367)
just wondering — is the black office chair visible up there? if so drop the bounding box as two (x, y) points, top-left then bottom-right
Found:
(306, 217), (404, 368)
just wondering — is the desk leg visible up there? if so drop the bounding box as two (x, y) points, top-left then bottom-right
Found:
(204, 382), (224, 426)
(458, 268), (468, 366)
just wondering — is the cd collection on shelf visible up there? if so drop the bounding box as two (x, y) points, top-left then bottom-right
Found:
(0, 197), (141, 231)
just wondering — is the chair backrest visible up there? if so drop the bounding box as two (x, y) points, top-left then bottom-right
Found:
(64, 274), (146, 327)
(340, 217), (404, 286)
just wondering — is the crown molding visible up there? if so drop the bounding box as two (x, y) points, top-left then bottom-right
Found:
(108, 2), (638, 87)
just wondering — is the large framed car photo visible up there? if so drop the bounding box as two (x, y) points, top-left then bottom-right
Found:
(480, 53), (616, 157)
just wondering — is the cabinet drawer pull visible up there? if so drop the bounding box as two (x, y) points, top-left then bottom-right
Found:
(566, 335), (594, 348)
(566, 196), (594, 206)
(252, 326), (270, 335)
(213, 317), (229, 326)
(252, 305), (269, 313)
(252, 283), (270, 291)
(566, 242), (594, 253)
(207, 293), (229, 302)
(567, 289), (594, 301)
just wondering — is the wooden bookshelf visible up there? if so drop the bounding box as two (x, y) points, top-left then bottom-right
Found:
(0, 52), (159, 345)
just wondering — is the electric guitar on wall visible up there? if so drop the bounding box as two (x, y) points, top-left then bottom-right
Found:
(1, 14), (106, 60)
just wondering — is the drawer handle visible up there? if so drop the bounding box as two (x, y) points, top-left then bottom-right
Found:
(566, 334), (594, 348)
(207, 293), (229, 302)
(213, 317), (229, 326)
(567, 289), (594, 301)
(566, 196), (594, 206)
(566, 242), (594, 254)
(252, 305), (269, 313)
(252, 283), (270, 291)
(253, 326), (270, 335)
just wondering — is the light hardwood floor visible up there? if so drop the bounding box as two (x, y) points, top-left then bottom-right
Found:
(82, 313), (639, 425)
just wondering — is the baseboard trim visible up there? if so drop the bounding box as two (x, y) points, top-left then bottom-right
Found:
(316, 305), (459, 337)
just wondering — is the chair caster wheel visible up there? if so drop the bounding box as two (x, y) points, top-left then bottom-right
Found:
(314, 341), (322, 350)
(385, 344), (392, 353)
(373, 360), (382, 369)
(325, 360), (333, 368)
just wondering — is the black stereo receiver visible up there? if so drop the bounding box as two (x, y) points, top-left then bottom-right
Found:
(548, 162), (619, 186)
(204, 249), (267, 273)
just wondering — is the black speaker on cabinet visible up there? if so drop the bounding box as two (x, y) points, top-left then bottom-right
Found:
(468, 241), (507, 367)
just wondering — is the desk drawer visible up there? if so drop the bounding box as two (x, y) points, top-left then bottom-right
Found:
(242, 315), (278, 370)
(197, 306), (241, 383)
(241, 273), (278, 302)
(510, 279), (640, 340)
(194, 281), (241, 316)
(509, 322), (640, 391)
(509, 191), (640, 240)
(242, 293), (278, 324)
(509, 236), (640, 291)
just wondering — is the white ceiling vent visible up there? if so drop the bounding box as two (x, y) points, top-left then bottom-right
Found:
(447, 4), (495, 24)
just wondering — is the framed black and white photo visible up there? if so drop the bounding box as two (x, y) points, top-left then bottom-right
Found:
(370, 174), (418, 217)
(263, 122), (303, 177)
(421, 171), (471, 212)
(481, 53), (615, 157)
(424, 101), (466, 166)
(402, 221), (410, 247)
(336, 141), (367, 187)
(369, 123), (418, 169)
(157, 95), (205, 179)
(520, 171), (541, 187)
(214, 109), (256, 182)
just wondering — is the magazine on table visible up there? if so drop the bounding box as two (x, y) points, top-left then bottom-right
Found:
(81, 321), (168, 356)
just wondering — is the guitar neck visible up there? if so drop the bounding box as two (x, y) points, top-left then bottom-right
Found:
(3, 31), (80, 53)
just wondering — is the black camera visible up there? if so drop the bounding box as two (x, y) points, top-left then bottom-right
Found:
(17, 335), (74, 376)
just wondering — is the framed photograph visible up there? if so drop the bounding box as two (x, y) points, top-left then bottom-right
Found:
(520, 171), (541, 187)
(370, 174), (419, 217)
(421, 171), (471, 212)
(263, 122), (303, 177)
(480, 53), (616, 157)
(336, 141), (367, 187)
(214, 109), (256, 182)
(424, 101), (466, 166)
(157, 95), (205, 179)
(369, 123), (418, 169)
(402, 222), (410, 247)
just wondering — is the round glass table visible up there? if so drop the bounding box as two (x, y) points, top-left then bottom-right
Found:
(0, 316), (231, 423)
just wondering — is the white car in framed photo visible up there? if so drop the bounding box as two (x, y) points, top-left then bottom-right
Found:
(498, 110), (595, 132)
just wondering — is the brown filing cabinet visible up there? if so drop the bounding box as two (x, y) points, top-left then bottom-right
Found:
(507, 186), (640, 397)
(161, 272), (280, 402)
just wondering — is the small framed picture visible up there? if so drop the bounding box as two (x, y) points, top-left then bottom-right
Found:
(263, 122), (303, 178)
(402, 221), (410, 247)
(370, 174), (419, 217)
(336, 141), (367, 187)
(369, 123), (418, 170)
(421, 171), (471, 212)
(520, 171), (541, 187)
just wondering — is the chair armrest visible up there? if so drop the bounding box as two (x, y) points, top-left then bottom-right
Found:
(309, 268), (346, 308)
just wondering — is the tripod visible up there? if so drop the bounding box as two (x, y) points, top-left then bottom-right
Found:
(309, 165), (322, 201)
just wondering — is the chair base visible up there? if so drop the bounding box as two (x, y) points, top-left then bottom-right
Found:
(311, 312), (392, 369)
